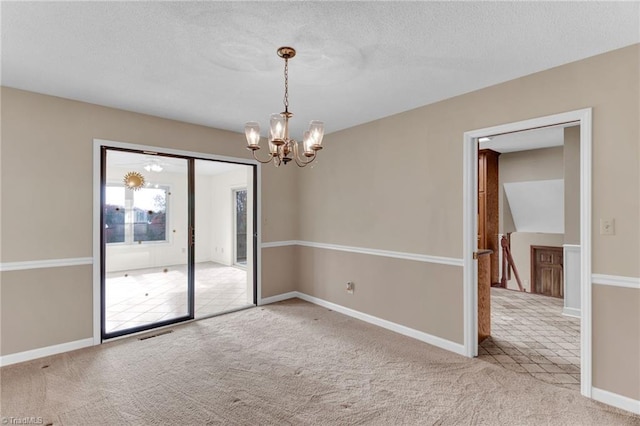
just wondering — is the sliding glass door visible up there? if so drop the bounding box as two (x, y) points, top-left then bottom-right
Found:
(101, 147), (257, 339)
(193, 160), (255, 319)
(102, 148), (191, 338)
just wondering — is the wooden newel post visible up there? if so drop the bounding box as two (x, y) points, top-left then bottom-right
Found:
(500, 235), (525, 292)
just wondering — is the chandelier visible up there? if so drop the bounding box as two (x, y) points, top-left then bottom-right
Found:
(245, 47), (324, 167)
(144, 160), (163, 173)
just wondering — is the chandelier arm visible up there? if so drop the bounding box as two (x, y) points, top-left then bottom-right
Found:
(251, 149), (275, 164)
(294, 155), (316, 167)
(292, 141), (317, 167)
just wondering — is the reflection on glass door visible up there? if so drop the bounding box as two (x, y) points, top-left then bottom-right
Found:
(194, 160), (255, 319)
(102, 149), (191, 338)
(234, 189), (247, 266)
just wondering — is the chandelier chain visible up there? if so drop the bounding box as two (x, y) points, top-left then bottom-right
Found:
(283, 57), (289, 113)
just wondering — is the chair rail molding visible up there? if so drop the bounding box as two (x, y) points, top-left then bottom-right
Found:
(0, 257), (93, 272)
(591, 274), (640, 289)
(261, 240), (463, 267)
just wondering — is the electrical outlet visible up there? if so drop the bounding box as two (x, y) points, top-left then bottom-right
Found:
(600, 218), (615, 235)
(346, 281), (354, 294)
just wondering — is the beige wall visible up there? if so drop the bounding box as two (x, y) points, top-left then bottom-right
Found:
(593, 285), (640, 400)
(498, 146), (564, 234)
(2, 44), (639, 401)
(261, 246), (298, 298)
(300, 44), (639, 277)
(297, 44), (640, 399)
(1, 266), (93, 355)
(297, 246), (464, 344)
(564, 126), (581, 245)
(0, 87), (298, 355)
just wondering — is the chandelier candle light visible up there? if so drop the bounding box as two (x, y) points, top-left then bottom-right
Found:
(245, 47), (324, 167)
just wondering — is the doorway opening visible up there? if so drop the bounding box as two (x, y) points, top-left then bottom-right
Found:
(98, 144), (258, 339)
(463, 108), (592, 397)
(474, 124), (581, 391)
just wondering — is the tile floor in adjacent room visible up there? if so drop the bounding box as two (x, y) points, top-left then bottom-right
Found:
(105, 262), (251, 333)
(478, 288), (581, 392)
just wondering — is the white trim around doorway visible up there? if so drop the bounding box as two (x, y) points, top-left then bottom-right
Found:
(92, 139), (261, 346)
(462, 108), (592, 397)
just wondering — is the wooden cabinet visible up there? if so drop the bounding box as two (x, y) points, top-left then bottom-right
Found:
(478, 149), (500, 285)
(531, 246), (564, 298)
(478, 192), (486, 248)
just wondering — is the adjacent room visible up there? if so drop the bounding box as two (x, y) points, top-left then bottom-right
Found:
(103, 150), (255, 337)
(1, 2), (639, 424)
(476, 125), (582, 391)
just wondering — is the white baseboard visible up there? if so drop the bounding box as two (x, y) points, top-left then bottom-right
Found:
(592, 387), (640, 415)
(290, 292), (466, 356)
(0, 338), (94, 367)
(562, 307), (581, 318)
(258, 291), (297, 305)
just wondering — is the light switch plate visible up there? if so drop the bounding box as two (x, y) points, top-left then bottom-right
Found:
(600, 218), (615, 235)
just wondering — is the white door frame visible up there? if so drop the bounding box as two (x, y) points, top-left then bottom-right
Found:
(92, 139), (262, 345)
(462, 108), (592, 397)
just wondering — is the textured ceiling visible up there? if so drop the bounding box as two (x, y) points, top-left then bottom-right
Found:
(2, 2), (639, 138)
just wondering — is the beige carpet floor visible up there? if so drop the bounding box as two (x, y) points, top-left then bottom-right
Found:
(2, 299), (638, 425)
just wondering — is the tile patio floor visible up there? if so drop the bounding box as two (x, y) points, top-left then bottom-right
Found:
(478, 287), (581, 392)
(105, 262), (252, 334)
